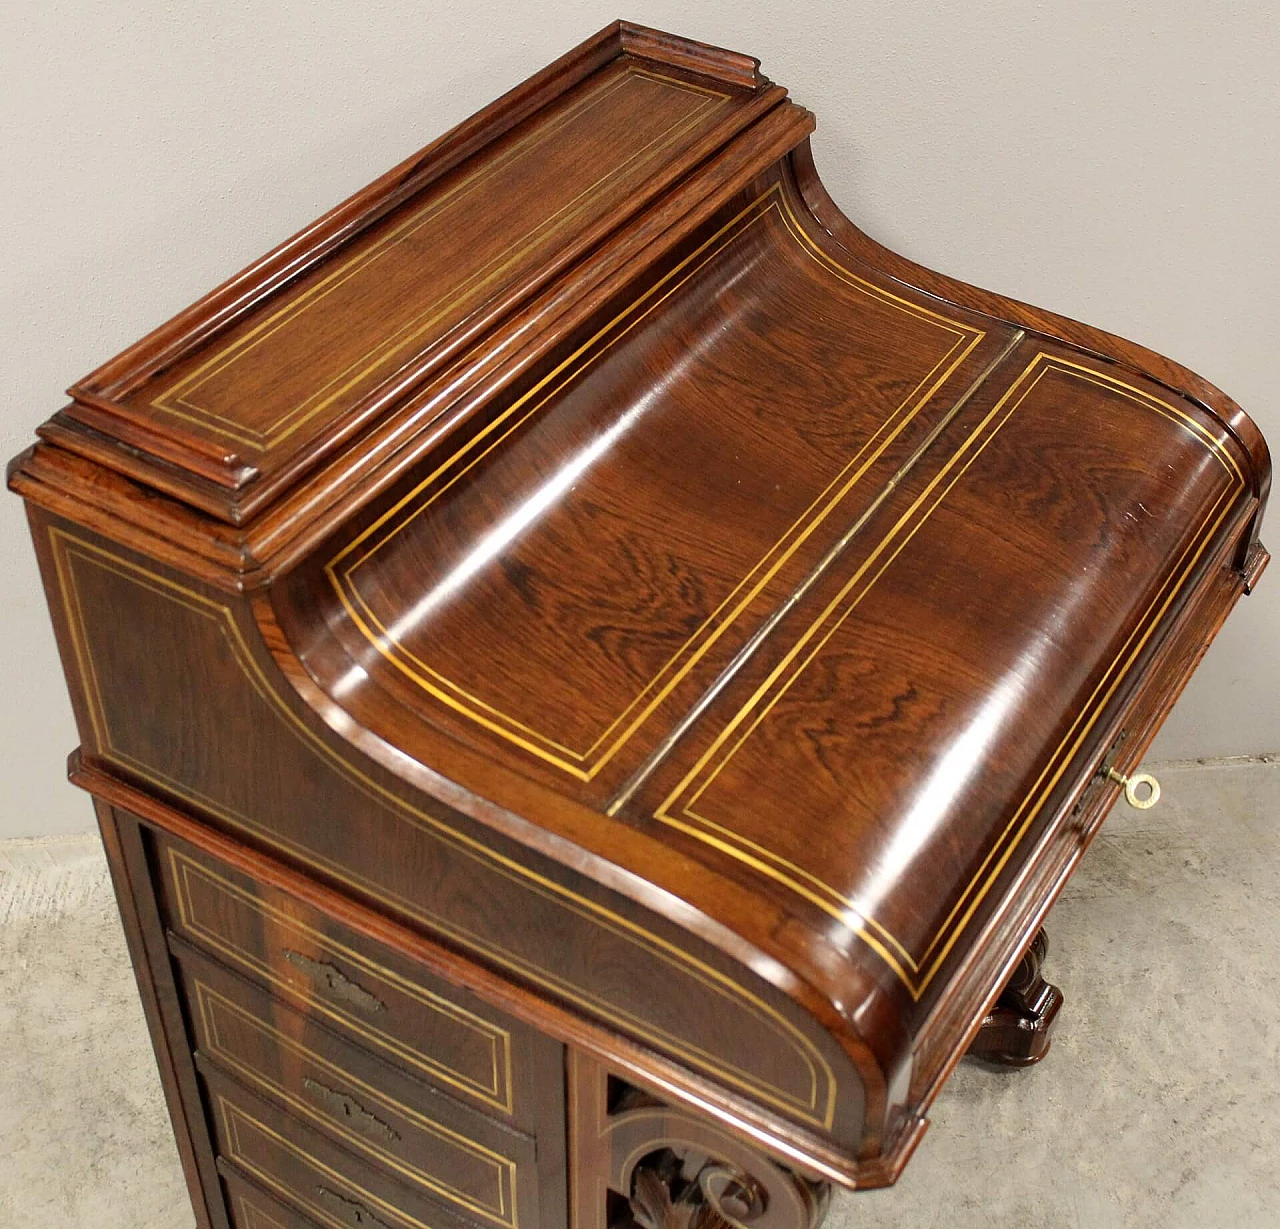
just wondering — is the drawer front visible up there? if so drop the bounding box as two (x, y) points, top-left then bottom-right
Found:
(209, 1070), (477, 1229)
(223, 1168), (326, 1229)
(176, 942), (532, 1229)
(153, 829), (558, 1127)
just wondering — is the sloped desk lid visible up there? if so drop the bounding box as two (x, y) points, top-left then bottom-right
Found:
(276, 153), (1260, 1015)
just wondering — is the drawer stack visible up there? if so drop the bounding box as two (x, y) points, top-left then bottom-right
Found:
(149, 830), (567, 1229)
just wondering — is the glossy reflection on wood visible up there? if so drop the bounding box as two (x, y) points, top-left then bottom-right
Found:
(7, 19), (1270, 1229)
(967, 929), (1063, 1068)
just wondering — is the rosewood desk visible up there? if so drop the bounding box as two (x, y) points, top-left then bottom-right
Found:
(10, 22), (1270, 1229)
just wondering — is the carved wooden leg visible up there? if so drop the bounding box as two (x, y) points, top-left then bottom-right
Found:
(967, 928), (1064, 1068)
(568, 1051), (831, 1229)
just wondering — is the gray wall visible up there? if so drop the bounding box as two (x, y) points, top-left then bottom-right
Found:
(3, 2), (1276, 838)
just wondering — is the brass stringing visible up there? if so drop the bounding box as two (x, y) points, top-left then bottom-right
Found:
(194, 979), (517, 1226)
(655, 352), (1243, 997)
(50, 528), (837, 1127)
(327, 184), (984, 779)
(149, 67), (730, 451)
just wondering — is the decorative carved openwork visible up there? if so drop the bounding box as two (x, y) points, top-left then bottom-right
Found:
(569, 1052), (830, 1229)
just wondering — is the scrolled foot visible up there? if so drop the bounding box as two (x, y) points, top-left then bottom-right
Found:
(967, 928), (1064, 1068)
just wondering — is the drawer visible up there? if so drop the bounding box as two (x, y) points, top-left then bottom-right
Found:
(176, 941), (535, 1229)
(222, 1167), (326, 1229)
(208, 1068), (480, 1229)
(151, 828), (560, 1128)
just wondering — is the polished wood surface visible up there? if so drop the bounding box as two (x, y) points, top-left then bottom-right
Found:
(966, 929), (1063, 1068)
(290, 174), (1005, 807)
(174, 942), (546, 1229)
(622, 333), (1248, 1010)
(204, 1065), (488, 1229)
(8, 19), (1271, 1229)
(49, 25), (784, 520)
(221, 1166), (335, 1229)
(154, 830), (559, 1126)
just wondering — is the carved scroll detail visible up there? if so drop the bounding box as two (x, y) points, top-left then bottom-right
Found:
(569, 1052), (830, 1229)
(629, 1152), (782, 1229)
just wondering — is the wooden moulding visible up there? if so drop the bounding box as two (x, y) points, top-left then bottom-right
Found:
(75, 759), (874, 1191)
(617, 20), (766, 89)
(12, 101), (819, 588)
(13, 133), (1269, 594)
(49, 22), (789, 523)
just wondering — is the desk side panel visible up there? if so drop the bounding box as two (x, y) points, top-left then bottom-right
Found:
(24, 510), (868, 1162)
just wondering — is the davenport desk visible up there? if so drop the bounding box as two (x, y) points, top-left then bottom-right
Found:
(10, 22), (1271, 1229)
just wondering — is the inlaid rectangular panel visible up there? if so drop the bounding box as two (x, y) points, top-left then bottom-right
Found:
(310, 180), (1007, 800)
(47, 536), (861, 1145)
(135, 65), (733, 457)
(208, 1072), (483, 1229)
(153, 830), (559, 1128)
(222, 1167), (327, 1229)
(624, 342), (1252, 1004)
(65, 49), (769, 510)
(176, 943), (538, 1229)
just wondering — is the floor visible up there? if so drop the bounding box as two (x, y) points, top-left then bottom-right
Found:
(1, 759), (1276, 1229)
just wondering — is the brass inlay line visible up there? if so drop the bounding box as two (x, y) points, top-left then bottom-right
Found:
(171, 850), (512, 1112)
(150, 67), (730, 451)
(219, 1094), (435, 1229)
(607, 327), (1029, 822)
(50, 529), (836, 1127)
(327, 184), (984, 779)
(194, 980), (517, 1226)
(235, 1193), (290, 1229)
(654, 352), (1244, 996)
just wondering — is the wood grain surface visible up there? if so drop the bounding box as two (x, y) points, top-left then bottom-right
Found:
(7, 18), (1271, 1226)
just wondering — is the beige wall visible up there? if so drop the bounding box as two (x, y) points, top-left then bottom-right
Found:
(3, 2), (1276, 837)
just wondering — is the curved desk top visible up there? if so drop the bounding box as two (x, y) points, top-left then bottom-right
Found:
(12, 20), (1270, 1188)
